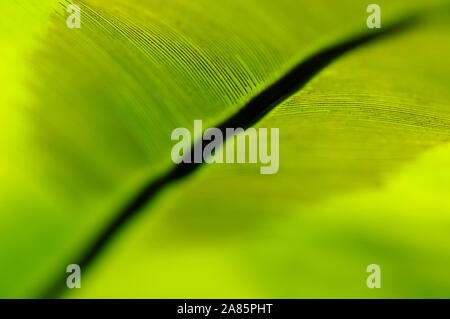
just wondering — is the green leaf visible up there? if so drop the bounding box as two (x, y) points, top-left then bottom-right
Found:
(68, 14), (450, 298)
(0, 0), (449, 297)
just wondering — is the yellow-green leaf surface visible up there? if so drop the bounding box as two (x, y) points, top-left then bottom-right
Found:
(69, 14), (450, 298)
(0, 0), (449, 298)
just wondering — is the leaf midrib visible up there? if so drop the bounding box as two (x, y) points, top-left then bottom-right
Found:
(42, 13), (420, 298)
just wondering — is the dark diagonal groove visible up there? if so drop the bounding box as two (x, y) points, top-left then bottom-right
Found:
(42, 16), (419, 298)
